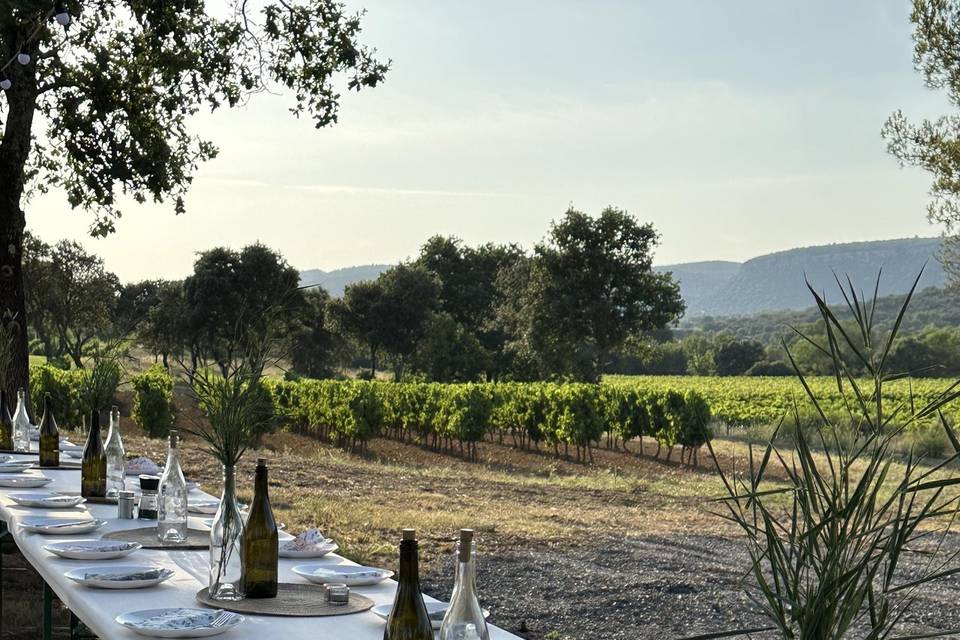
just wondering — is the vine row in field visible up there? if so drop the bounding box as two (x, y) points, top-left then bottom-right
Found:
(605, 375), (960, 427)
(267, 380), (712, 462)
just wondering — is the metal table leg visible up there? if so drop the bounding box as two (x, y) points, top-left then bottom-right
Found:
(43, 581), (54, 640)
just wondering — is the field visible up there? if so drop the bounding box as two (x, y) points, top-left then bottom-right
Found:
(606, 374), (960, 426)
(9, 375), (960, 639)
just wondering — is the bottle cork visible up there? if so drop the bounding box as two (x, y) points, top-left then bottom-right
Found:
(459, 529), (474, 562)
(402, 528), (416, 541)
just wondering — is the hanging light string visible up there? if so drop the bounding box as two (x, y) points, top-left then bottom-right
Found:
(0, 4), (71, 89)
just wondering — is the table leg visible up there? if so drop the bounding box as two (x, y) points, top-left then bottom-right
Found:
(43, 581), (53, 640)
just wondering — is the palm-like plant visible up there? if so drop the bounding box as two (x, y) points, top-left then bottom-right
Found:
(694, 271), (960, 639)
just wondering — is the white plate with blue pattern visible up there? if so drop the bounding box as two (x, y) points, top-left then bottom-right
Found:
(116, 608), (244, 637)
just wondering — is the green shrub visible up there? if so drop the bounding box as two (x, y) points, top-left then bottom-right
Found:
(29, 363), (85, 428)
(131, 366), (176, 438)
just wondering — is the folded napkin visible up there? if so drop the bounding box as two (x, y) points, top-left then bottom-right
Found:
(138, 609), (224, 630)
(282, 528), (331, 551)
(125, 457), (161, 476)
(84, 568), (166, 582)
(60, 542), (133, 553)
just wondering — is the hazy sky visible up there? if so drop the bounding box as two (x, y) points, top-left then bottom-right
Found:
(25, 0), (950, 282)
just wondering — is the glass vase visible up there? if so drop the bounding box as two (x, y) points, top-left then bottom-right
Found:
(209, 464), (245, 601)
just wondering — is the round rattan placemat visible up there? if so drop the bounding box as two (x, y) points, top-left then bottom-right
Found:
(195, 583), (374, 617)
(102, 526), (209, 550)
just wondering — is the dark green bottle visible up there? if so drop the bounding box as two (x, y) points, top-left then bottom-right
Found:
(0, 390), (13, 451)
(242, 458), (278, 598)
(38, 394), (59, 467)
(81, 409), (106, 498)
(384, 529), (433, 640)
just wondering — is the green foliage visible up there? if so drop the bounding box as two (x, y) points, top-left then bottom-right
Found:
(701, 271), (960, 640)
(713, 339), (765, 376)
(131, 366), (176, 438)
(29, 363), (85, 428)
(269, 378), (709, 461)
(23, 236), (121, 368)
(184, 244), (303, 375)
(329, 264), (440, 379)
(494, 206), (684, 381)
(409, 313), (490, 382)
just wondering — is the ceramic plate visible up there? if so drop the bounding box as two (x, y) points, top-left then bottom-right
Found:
(44, 539), (142, 560)
(279, 538), (339, 559)
(0, 462), (34, 473)
(292, 563), (393, 586)
(116, 608), (244, 638)
(371, 601), (490, 630)
(187, 500), (220, 515)
(186, 481), (199, 492)
(0, 476), (52, 488)
(0, 454), (13, 463)
(10, 493), (86, 508)
(20, 516), (106, 535)
(64, 450), (84, 459)
(65, 564), (174, 589)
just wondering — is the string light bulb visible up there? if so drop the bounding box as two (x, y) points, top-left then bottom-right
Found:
(54, 1), (71, 27)
(17, 45), (30, 66)
(0, 74), (11, 91)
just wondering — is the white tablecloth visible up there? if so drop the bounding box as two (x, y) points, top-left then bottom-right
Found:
(0, 454), (519, 640)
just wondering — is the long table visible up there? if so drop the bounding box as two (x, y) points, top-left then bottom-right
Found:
(0, 454), (520, 639)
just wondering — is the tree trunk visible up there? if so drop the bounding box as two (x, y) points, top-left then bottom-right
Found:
(0, 29), (39, 421)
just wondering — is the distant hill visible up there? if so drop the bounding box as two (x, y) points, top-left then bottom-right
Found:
(299, 264), (391, 297)
(656, 237), (946, 317)
(680, 285), (960, 344)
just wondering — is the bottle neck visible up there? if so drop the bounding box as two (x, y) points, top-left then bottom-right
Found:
(454, 549), (478, 599)
(222, 464), (237, 498)
(253, 467), (269, 501)
(398, 540), (421, 590)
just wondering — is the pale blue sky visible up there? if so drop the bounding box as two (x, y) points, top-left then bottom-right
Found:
(26, 0), (947, 281)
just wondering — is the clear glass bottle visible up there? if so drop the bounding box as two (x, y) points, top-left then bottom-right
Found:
(157, 429), (187, 543)
(12, 388), (30, 453)
(104, 405), (126, 497)
(209, 464), (245, 601)
(439, 529), (490, 640)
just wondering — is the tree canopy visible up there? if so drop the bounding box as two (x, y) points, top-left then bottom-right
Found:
(0, 0), (388, 398)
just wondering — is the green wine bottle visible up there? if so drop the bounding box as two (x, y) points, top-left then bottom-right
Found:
(0, 390), (13, 451)
(81, 409), (106, 499)
(38, 393), (59, 468)
(384, 528), (433, 640)
(242, 458), (278, 598)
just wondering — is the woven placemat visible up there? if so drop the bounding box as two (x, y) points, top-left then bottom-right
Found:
(102, 526), (209, 550)
(195, 583), (374, 617)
